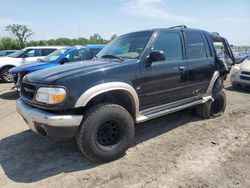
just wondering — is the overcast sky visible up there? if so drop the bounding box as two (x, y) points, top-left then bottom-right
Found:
(0, 0), (249, 45)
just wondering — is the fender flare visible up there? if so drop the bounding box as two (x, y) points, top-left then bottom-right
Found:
(74, 82), (140, 116)
(206, 71), (223, 95)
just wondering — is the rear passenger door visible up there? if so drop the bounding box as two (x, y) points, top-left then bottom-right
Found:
(22, 49), (43, 63)
(183, 31), (215, 96)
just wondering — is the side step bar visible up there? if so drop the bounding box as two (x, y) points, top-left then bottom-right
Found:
(136, 96), (213, 123)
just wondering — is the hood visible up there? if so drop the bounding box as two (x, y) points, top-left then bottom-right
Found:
(240, 59), (250, 71)
(24, 59), (127, 84)
(10, 61), (54, 73)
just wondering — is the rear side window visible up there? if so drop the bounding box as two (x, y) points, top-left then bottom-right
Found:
(186, 33), (207, 59)
(90, 48), (102, 58)
(42, 49), (56, 56)
(153, 32), (183, 62)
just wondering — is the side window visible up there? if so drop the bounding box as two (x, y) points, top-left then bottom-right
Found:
(24, 49), (42, 57)
(186, 32), (207, 59)
(90, 49), (102, 59)
(153, 32), (183, 62)
(42, 49), (56, 56)
(68, 49), (86, 62)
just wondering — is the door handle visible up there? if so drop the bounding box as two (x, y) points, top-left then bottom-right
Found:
(178, 65), (186, 71)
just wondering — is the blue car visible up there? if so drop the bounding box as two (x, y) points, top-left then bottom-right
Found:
(10, 45), (104, 88)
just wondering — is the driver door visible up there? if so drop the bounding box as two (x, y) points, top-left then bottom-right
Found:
(140, 31), (189, 109)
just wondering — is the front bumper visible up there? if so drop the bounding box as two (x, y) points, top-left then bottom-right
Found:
(16, 99), (83, 139)
(231, 71), (250, 87)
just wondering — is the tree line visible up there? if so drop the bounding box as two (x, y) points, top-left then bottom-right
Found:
(0, 24), (117, 50)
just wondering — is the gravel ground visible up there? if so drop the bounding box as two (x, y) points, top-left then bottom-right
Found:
(0, 78), (250, 188)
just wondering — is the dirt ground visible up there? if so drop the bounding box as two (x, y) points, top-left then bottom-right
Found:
(0, 78), (250, 188)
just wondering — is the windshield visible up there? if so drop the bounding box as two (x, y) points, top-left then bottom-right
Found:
(7, 49), (26, 58)
(96, 31), (153, 59)
(43, 48), (70, 62)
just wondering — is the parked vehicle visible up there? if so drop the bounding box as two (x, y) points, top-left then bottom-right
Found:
(16, 26), (234, 162)
(0, 50), (18, 57)
(231, 58), (250, 89)
(0, 46), (63, 82)
(10, 45), (104, 89)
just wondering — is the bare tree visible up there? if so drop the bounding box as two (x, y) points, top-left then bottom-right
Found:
(5, 24), (33, 48)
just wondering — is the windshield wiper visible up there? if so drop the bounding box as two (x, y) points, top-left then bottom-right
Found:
(101, 54), (124, 61)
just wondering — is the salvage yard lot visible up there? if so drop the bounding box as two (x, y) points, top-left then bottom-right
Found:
(0, 78), (250, 188)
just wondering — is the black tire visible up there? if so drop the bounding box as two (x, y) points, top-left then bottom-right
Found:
(0, 67), (14, 83)
(76, 103), (134, 162)
(195, 90), (226, 119)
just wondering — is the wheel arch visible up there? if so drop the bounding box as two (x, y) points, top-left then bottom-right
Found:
(206, 71), (224, 96)
(0, 65), (15, 72)
(74, 82), (139, 119)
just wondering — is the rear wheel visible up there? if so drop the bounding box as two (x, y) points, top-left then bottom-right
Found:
(195, 90), (226, 119)
(1, 67), (14, 83)
(76, 103), (134, 162)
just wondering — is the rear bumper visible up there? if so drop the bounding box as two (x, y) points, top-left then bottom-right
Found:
(16, 99), (83, 139)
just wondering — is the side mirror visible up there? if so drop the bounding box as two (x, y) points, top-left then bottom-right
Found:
(60, 57), (69, 64)
(146, 50), (166, 66)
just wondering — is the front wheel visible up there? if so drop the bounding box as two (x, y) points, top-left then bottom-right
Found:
(195, 90), (226, 119)
(76, 103), (134, 162)
(0, 67), (14, 83)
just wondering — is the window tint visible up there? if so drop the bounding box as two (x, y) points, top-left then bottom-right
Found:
(153, 33), (183, 61)
(24, 49), (42, 57)
(42, 49), (56, 56)
(186, 33), (207, 59)
(68, 49), (88, 62)
(90, 48), (102, 59)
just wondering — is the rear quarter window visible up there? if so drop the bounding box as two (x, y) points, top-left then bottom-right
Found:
(42, 49), (57, 56)
(185, 32), (207, 59)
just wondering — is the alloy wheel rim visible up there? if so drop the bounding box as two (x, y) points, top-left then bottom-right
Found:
(3, 71), (14, 82)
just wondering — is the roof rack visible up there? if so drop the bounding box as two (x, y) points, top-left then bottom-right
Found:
(169, 25), (187, 29)
(212, 32), (220, 36)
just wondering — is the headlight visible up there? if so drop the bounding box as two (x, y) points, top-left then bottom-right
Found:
(231, 64), (240, 73)
(35, 87), (67, 104)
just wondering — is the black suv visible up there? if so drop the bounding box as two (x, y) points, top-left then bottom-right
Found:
(16, 26), (234, 162)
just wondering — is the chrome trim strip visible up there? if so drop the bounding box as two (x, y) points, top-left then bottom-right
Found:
(136, 96), (213, 123)
(16, 99), (82, 133)
(206, 71), (220, 94)
(74, 82), (140, 116)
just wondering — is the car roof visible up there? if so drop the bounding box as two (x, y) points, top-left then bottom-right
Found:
(74, 45), (105, 50)
(25, 46), (65, 49)
(123, 25), (219, 37)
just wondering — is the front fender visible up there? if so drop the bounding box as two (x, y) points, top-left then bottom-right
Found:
(74, 82), (140, 117)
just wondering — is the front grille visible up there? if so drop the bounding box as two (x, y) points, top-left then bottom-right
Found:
(240, 76), (250, 81)
(241, 71), (250, 76)
(21, 82), (37, 100)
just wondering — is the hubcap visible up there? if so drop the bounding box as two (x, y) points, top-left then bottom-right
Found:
(3, 71), (14, 82)
(96, 120), (122, 147)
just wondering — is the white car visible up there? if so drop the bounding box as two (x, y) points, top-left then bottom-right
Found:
(231, 58), (250, 89)
(0, 46), (64, 82)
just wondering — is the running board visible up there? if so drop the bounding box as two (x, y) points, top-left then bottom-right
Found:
(136, 96), (213, 123)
